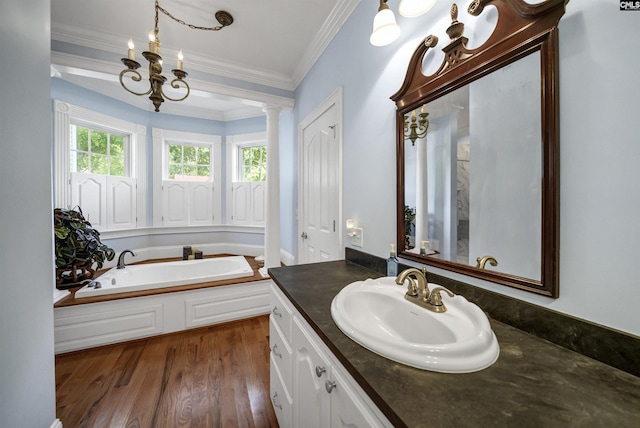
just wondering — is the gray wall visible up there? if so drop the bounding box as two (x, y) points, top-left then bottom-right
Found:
(0, 0), (57, 427)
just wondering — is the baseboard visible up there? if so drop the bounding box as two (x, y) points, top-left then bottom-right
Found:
(280, 249), (295, 266)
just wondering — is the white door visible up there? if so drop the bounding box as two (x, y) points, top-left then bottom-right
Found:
(299, 92), (342, 264)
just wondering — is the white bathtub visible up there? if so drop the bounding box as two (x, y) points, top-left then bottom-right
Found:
(75, 256), (254, 298)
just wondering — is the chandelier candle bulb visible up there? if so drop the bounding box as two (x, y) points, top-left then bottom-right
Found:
(127, 38), (135, 60)
(177, 50), (183, 70)
(148, 31), (159, 53)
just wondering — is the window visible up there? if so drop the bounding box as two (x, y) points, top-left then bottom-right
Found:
(238, 144), (266, 182)
(54, 101), (146, 232)
(226, 132), (267, 226)
(168, 143), (211, 181)
(70, 125), (128, 176)
(152, 129), (222, 227)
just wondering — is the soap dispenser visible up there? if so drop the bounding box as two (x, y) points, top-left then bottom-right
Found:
(387, 244), (399, 276)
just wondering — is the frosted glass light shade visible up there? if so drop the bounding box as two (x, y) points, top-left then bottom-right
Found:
(370, 8), (401, 46)
(398, 0), (437, 17)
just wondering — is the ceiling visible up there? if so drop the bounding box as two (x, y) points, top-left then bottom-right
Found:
(51, 0), (360, 119)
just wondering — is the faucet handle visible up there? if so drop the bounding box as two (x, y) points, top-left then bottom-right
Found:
(403, 277), (419, 297)
(427, 286), (455, 312)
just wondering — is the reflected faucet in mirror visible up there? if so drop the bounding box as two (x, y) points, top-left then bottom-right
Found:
(476, 256), (498, 270)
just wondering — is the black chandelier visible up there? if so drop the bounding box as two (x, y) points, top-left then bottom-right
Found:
(119, 0), (233, 112)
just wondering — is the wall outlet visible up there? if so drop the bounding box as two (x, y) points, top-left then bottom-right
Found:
(351, 227), (364, 248)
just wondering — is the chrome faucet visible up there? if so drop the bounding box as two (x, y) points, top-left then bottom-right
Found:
(395, 267), (455, 313)
(116, 250), (136, 269)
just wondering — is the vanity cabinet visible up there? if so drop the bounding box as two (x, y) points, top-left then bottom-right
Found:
(269, 283), (391, 428)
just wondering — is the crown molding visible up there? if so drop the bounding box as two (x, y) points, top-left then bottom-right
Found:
(292, 0), (361, 88)
(51, 1), (360, 92)
(51, 23), (295, 91)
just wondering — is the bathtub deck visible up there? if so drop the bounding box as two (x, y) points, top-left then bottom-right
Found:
(55, 255), (268, 307)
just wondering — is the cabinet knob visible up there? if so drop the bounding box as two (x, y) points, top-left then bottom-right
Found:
(272, 344), (282, 358)
(315, 365), (326, 377)
(272, 306), (282, 317)
(325, 380), (337, 393)
(272, 392), (283, 410)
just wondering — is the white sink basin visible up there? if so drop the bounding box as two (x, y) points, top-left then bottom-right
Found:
(330, 277), (499, 373)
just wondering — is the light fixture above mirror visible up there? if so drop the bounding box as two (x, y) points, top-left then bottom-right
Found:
(399, 0), (438, 17)
(370, 0), (438, 46)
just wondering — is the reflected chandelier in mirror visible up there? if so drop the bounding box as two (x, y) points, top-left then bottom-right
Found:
(391, 0), (569, 297)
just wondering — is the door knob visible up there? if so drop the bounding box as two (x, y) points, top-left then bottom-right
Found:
(301, 232), (308, 239)
(315, 365), (326, 377)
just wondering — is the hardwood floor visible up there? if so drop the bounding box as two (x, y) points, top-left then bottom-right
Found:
(55, 315), (279, 428)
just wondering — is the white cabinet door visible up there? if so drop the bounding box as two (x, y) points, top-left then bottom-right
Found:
(292, 317), (331, 428)
(270, 353), (293, 428)
(271, 285), (392, 428)
(330, 367), (386, 428)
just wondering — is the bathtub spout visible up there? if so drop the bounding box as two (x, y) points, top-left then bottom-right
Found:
(117, 250), (136, 269)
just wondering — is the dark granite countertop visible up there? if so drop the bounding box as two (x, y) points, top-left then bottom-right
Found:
(269, 261), (640, 428)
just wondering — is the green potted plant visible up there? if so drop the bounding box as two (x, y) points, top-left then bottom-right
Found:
(54, 207), (115, 288)
(404, 205), (416, 249)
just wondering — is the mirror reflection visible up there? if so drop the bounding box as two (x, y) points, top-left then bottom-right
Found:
(403, 51), (542, 280)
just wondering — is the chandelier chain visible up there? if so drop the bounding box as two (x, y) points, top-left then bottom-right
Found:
(156, 1), (226, 32)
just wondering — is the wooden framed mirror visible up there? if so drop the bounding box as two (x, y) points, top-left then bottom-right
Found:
(391, 0), (569, 297)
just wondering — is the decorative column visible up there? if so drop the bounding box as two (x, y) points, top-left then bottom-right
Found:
(260, 104), (282, 276)
(54, 101), (71, 209)
(414, 136), (428, 249)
